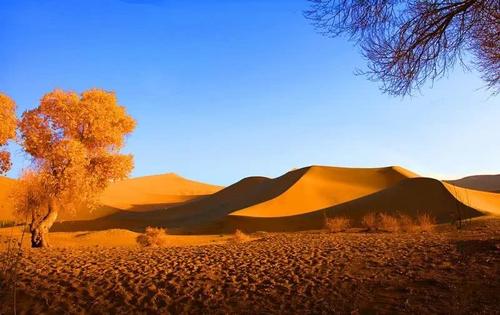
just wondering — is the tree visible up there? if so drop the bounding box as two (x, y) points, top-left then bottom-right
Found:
(305, 0), (499, 96)
(0, 93), (17, 174)
(14, 89), (136, 247)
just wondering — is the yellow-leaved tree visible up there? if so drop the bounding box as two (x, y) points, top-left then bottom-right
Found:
(0, 93), (17, 174)
(14, 89), (136, 247)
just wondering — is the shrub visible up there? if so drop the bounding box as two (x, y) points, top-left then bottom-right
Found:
(325, 216), (351, 232)
(378, 213), (400, 232)
(232, 229), (251, 243)
(398, 214), (417, 232)
(361, 213), (377, 231)
(136, 226), (168, 247)
(417, 213), (436, 232)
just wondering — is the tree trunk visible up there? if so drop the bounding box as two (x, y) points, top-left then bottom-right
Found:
(30, 199), (59, 248)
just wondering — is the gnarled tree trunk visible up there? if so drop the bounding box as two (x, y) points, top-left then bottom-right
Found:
(30, 199), (59, 248)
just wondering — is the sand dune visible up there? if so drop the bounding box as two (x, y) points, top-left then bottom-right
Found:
(230, 165), (417, 217)
(225, 178), (500, 232)
(0, 173), (222, 222)
(446, 174), (500, 193)
(100, 173), (222, 211)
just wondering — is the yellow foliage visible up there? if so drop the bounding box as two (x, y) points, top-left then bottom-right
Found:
(16, 88), (136, 219)
(0, 93), (17, 174)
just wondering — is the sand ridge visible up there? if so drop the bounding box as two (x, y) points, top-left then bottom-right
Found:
(446, 174), (500, 193)
(230, 165), (418, 217)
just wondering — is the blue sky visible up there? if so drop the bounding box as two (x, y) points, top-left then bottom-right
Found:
(1, 0), (498, 185)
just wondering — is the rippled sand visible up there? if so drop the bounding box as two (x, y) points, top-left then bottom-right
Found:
(1, 218), (499, 314)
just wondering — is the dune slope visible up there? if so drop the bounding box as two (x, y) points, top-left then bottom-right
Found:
(230, 165), (417, 217)
(446, 174), (500, 193)
(227, 178), (500, 232)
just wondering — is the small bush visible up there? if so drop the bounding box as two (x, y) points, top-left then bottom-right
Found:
(398, 214), (417, 232)
(136, 226), (168, 247)
(361, 213), (377, 231)
(325, 216), (351, 232)
(232, 229), (251, 243)
(417, 213), (436, 232)
(379, 213), (400, 232)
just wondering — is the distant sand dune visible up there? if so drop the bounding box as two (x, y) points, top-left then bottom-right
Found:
(0, 173), (222, 221)
(446, 174), (500, 193)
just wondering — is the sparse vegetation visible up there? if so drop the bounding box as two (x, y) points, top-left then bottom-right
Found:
(378, 213), (400, 232)
(325, 216), (351, 233)
(398, 214), (417, 232)
(136, 227), (168, 247)
(361, 212), (436, 233)
(361, 213), (377, 231)
(232, 229), (251, 243)
(417, 213), (436, 232)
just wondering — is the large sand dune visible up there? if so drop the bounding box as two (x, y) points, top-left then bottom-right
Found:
(230, 165), (417, 217)
(225, 177), (500, 232)
(446, 174), (500, 193)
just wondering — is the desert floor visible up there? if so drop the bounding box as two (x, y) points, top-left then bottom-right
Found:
(1, 218), (499, 314)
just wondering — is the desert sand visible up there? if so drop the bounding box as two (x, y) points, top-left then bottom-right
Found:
(1, 217), (498, 314)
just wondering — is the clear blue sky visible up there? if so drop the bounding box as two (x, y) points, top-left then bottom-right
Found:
(1, 0), (498, 185)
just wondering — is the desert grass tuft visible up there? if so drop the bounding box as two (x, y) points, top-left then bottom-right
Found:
(361, 213), (378, 231)
(232, 229), (251, 243)
(136, 226), (168, 247)
(325, 216), (351, 233)
(398, 214), (417, 232)
(417, 213), (436, 232)
(378, 213), (400, 232)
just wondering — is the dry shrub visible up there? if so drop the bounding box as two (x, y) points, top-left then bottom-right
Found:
(232, 229), (251, 243)
(136, 226), (168, 247)
(379, 213), (400, 232)
(417, 213), (436, 232)
(361, 213), (377, 231)
(325, 216), (351, 233)
(398, 214), (417, 232)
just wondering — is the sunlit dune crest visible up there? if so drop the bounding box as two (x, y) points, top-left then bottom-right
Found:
(230, 165), (418, 217)
(100, 173), (223, 211)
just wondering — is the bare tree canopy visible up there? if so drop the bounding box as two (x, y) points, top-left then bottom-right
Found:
(305, 0), (500, 96)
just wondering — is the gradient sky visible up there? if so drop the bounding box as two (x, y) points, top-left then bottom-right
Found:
(1, 0), (498, 185)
